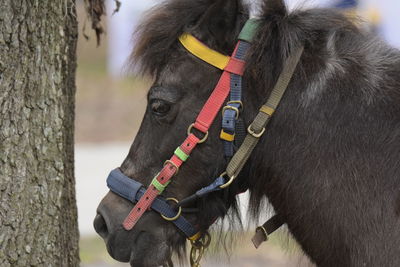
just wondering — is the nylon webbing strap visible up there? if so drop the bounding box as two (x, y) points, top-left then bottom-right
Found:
(179, 33), (230, 70)
(226, 46), (304, 179)
(238, 18), (260, 42)
(251, 214), (284, 248)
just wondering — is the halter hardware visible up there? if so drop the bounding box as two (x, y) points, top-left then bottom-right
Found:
(187, 123), (208, 143)
(222, 105), (240, 119)
(218, 172), (236, 189)
(160, 198), (182, 221)
(190, 232), (211, 267)
(247, 125), (266, 138)
(227, 100), (243, 108)
(164, 160), (179, 175)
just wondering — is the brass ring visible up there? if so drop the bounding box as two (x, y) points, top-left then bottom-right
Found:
(187, 123), (209, 144)
(164, 160), (179, 175)
(161, 198), (182, 221)
(219, 172), (236, 189)
(190, 232), (211, 248)
(222, 105), (239, 119)
(227, 100), (243, 109)
(247, 125), (266, 138)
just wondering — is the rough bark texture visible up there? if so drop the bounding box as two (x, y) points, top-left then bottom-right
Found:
(0, 1), (79, 266)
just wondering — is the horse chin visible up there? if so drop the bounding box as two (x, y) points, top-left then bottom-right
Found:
(104, 227), (177, 267)
(129, 231), (171, 267)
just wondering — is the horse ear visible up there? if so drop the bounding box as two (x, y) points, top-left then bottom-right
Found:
(193, 0), (247, 52)
(261, 0), (288, 19)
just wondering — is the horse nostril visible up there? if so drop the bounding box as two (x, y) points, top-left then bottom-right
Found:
(94, 213), (109, 239)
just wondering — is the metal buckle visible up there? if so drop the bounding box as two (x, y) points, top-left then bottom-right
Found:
(222, 105), (239, 119)
(227, 100), (243, 109)
(247, 125), (265, 138)
(161, 198), (182, 221)
(187, 123), (209, 144)
(164, 160), (179, 175)
(219, 172), (236, 189)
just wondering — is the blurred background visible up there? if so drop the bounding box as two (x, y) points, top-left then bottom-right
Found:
(76, 0), (400, 266)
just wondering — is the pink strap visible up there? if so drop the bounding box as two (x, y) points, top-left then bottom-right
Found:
(123, 134), (200, 230)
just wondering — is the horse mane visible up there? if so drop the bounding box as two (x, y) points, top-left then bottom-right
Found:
(246, 2), (400, 221)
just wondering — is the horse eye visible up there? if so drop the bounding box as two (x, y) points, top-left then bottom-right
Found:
(150, 100), (171, 116)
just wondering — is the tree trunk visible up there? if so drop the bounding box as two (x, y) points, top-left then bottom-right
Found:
(0, 1), (79, 266)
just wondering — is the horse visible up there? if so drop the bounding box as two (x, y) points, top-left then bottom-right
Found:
(93, 0), (400, 266)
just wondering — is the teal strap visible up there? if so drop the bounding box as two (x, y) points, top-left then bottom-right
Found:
(238, 18), (260, 43)
(174, 147), (189, 162)
(151, 176), (170, 194)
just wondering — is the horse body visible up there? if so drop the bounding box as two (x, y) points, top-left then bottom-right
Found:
(94, 0), (400, 266)
(243, 6), (400, 266)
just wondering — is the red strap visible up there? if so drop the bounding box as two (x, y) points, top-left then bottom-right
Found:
(224, 57), (245, 76)
(123, 42), (243, 230)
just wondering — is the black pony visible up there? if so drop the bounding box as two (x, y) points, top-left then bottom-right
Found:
(94, 0), (400, 266)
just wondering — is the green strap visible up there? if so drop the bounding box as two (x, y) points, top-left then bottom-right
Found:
(238, 18), (261, 43)
(151, 176), (170, 194)
(226, 46), (304, 179)
(174, 147), (189, 162)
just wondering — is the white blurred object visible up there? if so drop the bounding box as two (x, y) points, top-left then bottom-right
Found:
(107, 0), (157, 78)
(75, 143), (130, 235)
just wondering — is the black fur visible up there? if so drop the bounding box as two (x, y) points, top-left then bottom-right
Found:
(95, 0), (400, 266)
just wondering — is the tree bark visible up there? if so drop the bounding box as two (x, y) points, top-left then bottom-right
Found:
(0, 1), (79, 266)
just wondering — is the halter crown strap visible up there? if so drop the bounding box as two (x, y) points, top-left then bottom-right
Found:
(179, 33), (230, 70)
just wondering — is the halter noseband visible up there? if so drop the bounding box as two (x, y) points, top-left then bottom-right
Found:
(105, 18), (304, 262)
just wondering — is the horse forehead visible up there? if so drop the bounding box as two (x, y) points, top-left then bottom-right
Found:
(157, 59), (218, 89)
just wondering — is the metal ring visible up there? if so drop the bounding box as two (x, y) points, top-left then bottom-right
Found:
(247, 125), (266, 138)
(164, 160), (179, 175)
(161, 198), (182, 221)
(190, 232), (211, 248)
(222, 105), (239, 120)
(227, 100), (243, 109)
(187, 123), (209, 144)
(219, 172), (236, 189)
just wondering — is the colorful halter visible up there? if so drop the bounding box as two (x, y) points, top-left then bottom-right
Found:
(119, 19), (257, 235)
(106, 18), (304, 263)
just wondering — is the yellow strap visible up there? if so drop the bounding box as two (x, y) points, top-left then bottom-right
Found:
(220, 130), (235, 142)
(179, 33), (230, 70)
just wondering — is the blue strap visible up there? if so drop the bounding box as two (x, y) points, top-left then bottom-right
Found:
(222, 41), (251, 157)
(195, 176), (225, 197)
(106, 169), (198, 238)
